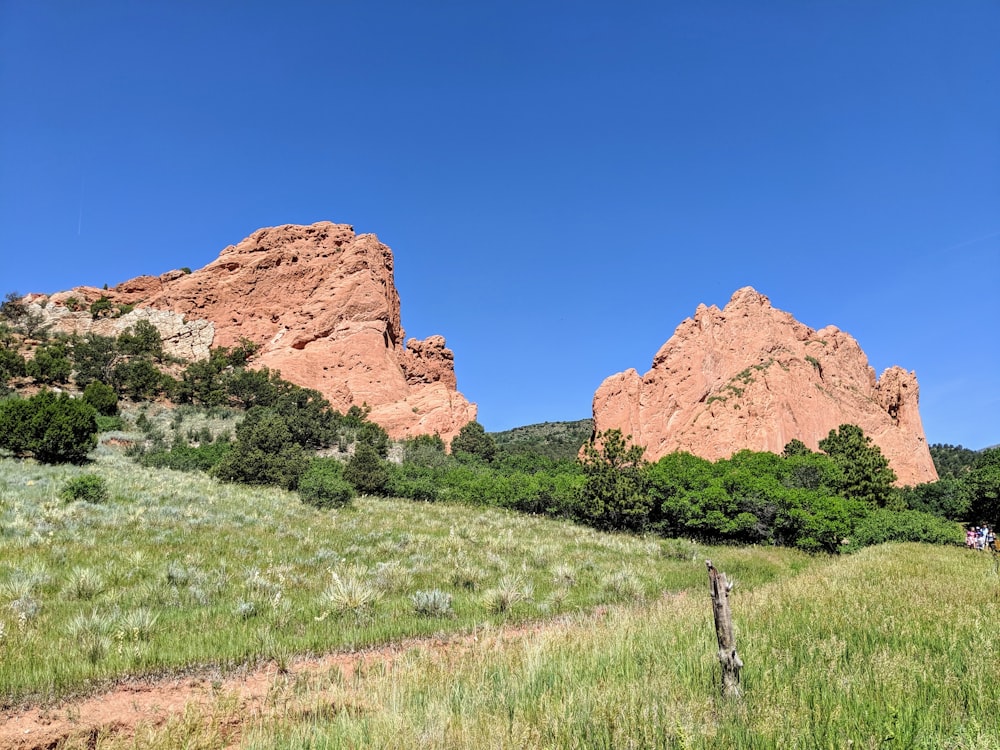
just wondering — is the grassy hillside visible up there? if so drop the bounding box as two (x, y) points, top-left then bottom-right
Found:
(0, 449), (808, 706)
(490, 419), (593, 462)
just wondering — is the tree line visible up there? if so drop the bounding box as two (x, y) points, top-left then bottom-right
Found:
(1, 293), (997, 552)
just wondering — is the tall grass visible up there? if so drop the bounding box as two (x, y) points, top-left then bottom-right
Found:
(219, 544), (996, 749)
(0, 452), (804, 706)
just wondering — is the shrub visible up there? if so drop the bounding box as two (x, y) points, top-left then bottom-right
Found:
(0, 390), (98, 463)
(83, 380), (119, 416)
(89, 296), (114, 319)
(847, 508), (963, 550)
(212, 408), (308, 489)
(323, 571), (381, 621)
(451, 421), (497, 463)
(138, 442), (232, 473)
(117, 320), (163, 360)
(59, 474), (109, 503)
(578, 429), (649, 531)
(299, 458), (355, 509)
(0, 347), (26, 383)
(26, 341), (71, 384)
(344, 443), (390, 496)
(411, 589), (454, 618)
(481, 575), (532, 615)
(95, 415), (125, 432)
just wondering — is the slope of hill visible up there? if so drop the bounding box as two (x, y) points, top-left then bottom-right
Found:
(491, 419), (593, 462)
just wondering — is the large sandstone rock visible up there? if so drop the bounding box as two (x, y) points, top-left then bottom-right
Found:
(592, 287), (937, 486)
(37, 222), (476, 442)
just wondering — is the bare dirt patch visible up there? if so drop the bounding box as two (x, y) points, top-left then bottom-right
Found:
(0, 621), (560, 750)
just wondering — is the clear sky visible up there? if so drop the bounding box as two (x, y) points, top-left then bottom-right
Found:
(2, 2), (998, 449)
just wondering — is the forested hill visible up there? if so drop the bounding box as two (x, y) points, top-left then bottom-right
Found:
(490, 420), (593, 462)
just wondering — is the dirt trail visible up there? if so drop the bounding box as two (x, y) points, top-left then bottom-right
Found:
(0, 621), (559, 750)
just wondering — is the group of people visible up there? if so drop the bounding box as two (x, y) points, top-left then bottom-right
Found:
(966, 525), (996, 551)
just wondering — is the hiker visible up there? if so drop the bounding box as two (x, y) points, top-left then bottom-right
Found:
(967, 527), (977, 549)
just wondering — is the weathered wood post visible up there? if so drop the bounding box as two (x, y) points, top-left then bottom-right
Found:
(706, 560), (743, 698)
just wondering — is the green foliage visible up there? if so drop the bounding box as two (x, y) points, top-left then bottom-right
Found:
(1, 291), (27, 324)
(451, 421), (498, 463)
(0, 390), (98, 463)
(271, 385), (341, 449)
(68, 333), (120, 387)
(212, 408), (308, 489)
(847, 508), (963, 549)
(0, 346), (26, 387)
(138, 441), (233, 473)
(117, 320), (164, 360)
(491, 419), (593, 462)
(299, 458), (355, 509)
(26, 340), (72, 384)
(111, 358), (168, 400)
(646, 449), (866, 552)
(819, 424), (897, 508)
(95, 414), (125, 431)
(898, 477), (970, 521)
(578, 429), (649, 531)
(344, 443), (391, 496)
(174, 356), (227, 406)
(59, 474), (109, 503)
(929, 443), (979, 479)
(782, 438), (812, 458)
(82, 380), (119, 416)
(963, 447), (1000, 525)
(356, 420), (390, 458)
(89, 296), (114, 318)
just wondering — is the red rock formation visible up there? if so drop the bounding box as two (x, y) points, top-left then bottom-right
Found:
(41, 222), (476, 442)
(592, 287), (937, 485)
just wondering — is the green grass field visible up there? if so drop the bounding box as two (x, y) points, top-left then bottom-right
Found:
(3, 450), (998, 748)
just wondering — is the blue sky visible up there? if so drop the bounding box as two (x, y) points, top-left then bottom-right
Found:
(2, 2), (998, 449)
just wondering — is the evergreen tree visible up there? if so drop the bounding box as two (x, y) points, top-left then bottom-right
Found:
(344, 443), (390, 495)
(819, 424), (897, 508)
(451, 421), (497, 463)
(578, 429), (650, 531)
(964, 447), (1000, 525)
(0, 390), (98, 463)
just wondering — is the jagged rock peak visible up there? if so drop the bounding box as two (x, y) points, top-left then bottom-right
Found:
(35, 221), (476, 442)
(592, 287), (937, 485)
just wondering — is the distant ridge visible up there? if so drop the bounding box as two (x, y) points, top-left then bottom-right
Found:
(491, 419), (593, 462)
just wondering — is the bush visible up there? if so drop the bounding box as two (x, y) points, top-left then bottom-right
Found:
(0, 347), (26, 384)
(83, 380), (119, 416)
(138, 442), (233, 473)
(95, 415), (125, 432)
(847, 508), (963, 550)
(451, 421), (497, 463)
(411, 589), (454, 618)
(26, 341), (72, 384)
(0, 390), (98, 463)
(212, 408), (307, 489)
(344, 443), (390, 495)
(59, 474), (109, 503)
(299, 458), (355, 508)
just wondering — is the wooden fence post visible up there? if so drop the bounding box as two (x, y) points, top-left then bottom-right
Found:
(706, 560), (743, 698)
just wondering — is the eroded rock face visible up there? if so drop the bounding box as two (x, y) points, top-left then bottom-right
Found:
(33, 301), (214, 361)
(37, 222), (476, 442)
(592, 287), (937, 486)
